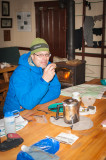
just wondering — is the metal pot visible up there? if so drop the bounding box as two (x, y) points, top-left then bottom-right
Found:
(63, 98), (80, 124)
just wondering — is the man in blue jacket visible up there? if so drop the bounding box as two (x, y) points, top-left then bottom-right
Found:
(3, 38), (61, 113)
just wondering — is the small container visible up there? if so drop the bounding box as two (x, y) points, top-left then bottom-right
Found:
(72, 92), (81, 102)
(63, 98), (80, 124)
(82, 96), (96, 107)
(4, 112), (16, 135)
(100, 79), (106, 85)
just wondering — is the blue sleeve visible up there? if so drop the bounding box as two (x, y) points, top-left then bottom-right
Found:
(39, 74), (61, 104)
(12, 67), (61, 110)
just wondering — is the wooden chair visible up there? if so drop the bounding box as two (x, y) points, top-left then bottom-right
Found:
(0, 82), (9, 117)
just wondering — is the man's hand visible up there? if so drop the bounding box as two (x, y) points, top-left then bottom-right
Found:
(42, 63), (56, 82)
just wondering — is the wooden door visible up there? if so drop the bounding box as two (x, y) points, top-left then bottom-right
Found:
(34, 1), (66, 61)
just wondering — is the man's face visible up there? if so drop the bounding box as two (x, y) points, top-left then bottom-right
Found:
(31, 51), (50, 69)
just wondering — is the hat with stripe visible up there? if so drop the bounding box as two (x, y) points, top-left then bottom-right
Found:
(30, 38), (49, 55)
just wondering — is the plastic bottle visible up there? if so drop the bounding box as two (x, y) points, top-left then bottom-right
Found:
(4, 112), (16, 135)
(17, 138), (60, 160)
(20, 144), (59, 160)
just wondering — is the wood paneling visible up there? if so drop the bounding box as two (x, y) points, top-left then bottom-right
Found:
(4, 30), (11, 41)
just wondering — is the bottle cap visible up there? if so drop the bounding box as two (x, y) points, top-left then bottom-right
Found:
(21, 145), (29, 152)
(4, 112), (14, 117)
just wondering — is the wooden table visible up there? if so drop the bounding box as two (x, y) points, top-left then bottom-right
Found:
(0, 79), (106, 160)
(0, 65), (17, 82)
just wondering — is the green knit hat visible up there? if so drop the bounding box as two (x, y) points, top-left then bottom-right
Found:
(30, 38), (49, 55)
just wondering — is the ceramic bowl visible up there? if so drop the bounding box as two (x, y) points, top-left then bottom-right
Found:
(100, 79), (106, 85)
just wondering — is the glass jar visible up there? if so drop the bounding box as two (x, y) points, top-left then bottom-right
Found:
(4, 112), (16, 135)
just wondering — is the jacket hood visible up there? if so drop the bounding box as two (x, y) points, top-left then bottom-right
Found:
(18, 52), (30, 67)
(18, 52), (50, 73)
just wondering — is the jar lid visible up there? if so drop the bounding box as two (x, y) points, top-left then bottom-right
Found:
(63, 98), (78, 107)
(4, 112), (14, 117)
(63, 98), (73, 105)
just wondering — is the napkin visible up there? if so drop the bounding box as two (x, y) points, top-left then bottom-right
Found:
(55, 132), (79, 145)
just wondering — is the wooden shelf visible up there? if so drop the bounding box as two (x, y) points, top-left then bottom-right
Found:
(75, 52), (106, 58)
(84, 45), (106, 49)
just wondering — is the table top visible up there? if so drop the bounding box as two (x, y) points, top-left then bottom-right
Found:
(0, 65), (17, 74)
(0, 65), (17, 82)
(1, 79), (106, 160)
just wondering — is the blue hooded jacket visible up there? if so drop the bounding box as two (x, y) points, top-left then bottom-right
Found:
(3, 52), (61, 113)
